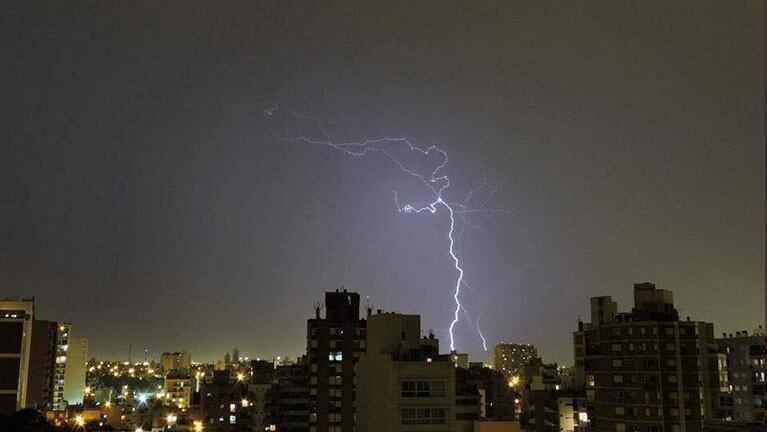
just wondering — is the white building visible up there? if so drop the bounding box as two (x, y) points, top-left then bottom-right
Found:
(62, 337), (88, 406)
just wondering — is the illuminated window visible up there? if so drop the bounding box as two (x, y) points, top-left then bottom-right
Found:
(587, 375), (595, 387)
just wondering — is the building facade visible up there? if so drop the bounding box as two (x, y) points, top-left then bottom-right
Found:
(494, 343), (538, 380)
(266, 361), (310, 432)
(25, 320), (58, 410)
(62, 336), (88, 407)
(0, 299), (35, 414)
(307, 290), (366, 432)
(161, 351), (191, 372)
(200, 369), (256, 431)
(164, 371), (192, 409)
(574, 282), (720, 432)
(356, 311), (461, 432)
(716, 329), (766, 425)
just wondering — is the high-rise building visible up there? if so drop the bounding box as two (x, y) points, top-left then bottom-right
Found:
(160, 351), (191, 373)
(164, 370), (192, 409)
(0, 299), (35, 414)
(521, 357), (561, 432)
(356, 311), (461, 432)
(62, 337), (88, 406)
(716, 328), (766, 424)
(200, 370), (257, 431)
(51, 323), (72, 409)
(493, 343), (538, 380)
(307, 289), (366, 432)
(574, 282), (720, 432)
(25, 320), (58, 410)
(265, 359), (310, 432)
(248, 360), (275, 431)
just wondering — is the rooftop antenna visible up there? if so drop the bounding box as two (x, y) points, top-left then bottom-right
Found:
(313, 301), (324, 319)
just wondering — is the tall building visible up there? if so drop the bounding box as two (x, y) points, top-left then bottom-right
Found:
(521, 357), (561, 432)
(160, 351), (191, 372)
(716, 328), (766, 424)
(200, 370), (257, 431)
(574, 282), (721, 432)
(249, 360), (275, 432)
(493, 343), (538, 380)
(0, 299), (35, 414)
(307, 289), (366, 432)
(356, 311), (461, 432)
(266, 360), (310, 432)
(51, 323), (71, 409)
(25, 320), (58, 410)
(62, 337), (88, 406)
(164, 370), (192, 409)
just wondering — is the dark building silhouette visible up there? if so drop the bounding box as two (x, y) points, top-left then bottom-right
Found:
(0, 299), (34, 414)
(266, 360), (310, 432)
(307, 289), (366, 432)
(25, 320), (58, 410)
(574, 283), (720, 432)
(199, 370), (256, 431)
(248, 359), (275, 431)
(250, 360), (274, 385)
(455, 364), (517, 421)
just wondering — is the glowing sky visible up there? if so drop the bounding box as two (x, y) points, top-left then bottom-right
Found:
(1, 1), (763, 363)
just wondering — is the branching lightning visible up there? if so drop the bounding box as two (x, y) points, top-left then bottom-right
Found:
(266, 103), (506, 352)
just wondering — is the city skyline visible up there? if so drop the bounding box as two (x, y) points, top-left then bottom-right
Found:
(2, 1), (763, 365)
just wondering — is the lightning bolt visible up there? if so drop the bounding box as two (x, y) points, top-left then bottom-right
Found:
(266, 102), (504, 352)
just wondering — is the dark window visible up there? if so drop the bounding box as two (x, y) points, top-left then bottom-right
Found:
(0, 322), (23, 354)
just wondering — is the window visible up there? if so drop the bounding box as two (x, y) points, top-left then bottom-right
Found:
(328, 352), (343, 362)
(401, 380), (446, 398)
(614, 375), (624, 383)
(613, 359), (623, 368)
(616, 423), (626, 432)
(401, 407), (446, 425)
(615, 407), (625, 415)
(587, 375), (595, 387)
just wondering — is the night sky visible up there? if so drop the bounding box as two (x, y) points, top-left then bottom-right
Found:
(1, 1), (763, 363)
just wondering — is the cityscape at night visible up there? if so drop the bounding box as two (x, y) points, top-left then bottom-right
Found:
(1, 1), (764, 432)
